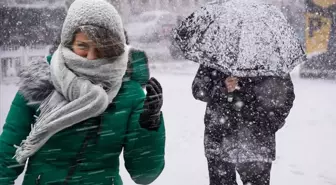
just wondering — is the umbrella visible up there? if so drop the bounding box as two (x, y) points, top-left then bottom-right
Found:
(173, 0), (306, 77)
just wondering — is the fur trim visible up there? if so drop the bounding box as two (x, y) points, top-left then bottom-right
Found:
(18, 58), (54, 104)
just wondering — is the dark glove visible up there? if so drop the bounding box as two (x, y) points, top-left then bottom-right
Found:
(139, 77), (163, 131)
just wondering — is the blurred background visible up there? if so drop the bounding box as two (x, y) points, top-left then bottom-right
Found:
(1, 0), (329, 84)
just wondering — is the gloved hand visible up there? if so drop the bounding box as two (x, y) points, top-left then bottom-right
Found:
(139, 77), (163, 131)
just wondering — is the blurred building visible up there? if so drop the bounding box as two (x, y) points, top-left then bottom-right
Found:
(125, 0), (207, 17)
(0, 1), (64, 84)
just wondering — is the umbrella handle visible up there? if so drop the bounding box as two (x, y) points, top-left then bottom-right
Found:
(227, 85), (240, 102)
(228, 93), (234, 102)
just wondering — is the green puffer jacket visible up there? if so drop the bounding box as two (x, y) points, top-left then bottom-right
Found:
(0, 50), (165, 185)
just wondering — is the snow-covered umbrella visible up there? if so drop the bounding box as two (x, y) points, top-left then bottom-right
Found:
(173, 0), (306, 77)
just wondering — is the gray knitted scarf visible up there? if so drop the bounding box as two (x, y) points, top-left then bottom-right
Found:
(14, 45), (128, 164)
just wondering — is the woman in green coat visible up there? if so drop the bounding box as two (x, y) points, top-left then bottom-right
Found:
(0, 0), (165, 184)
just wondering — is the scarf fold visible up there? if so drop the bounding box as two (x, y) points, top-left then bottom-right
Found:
(14, 45), (129, 164)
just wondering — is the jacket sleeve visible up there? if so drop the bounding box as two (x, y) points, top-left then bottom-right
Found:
(252, 75), (295, 132)
(192, 65), (227, 103)
(0, 93), (34, 184)
(123, 88), (165, 185)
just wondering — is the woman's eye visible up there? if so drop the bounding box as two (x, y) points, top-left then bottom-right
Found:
(77, 43), (89, 50)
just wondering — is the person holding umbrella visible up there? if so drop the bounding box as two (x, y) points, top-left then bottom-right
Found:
(192, 65), (295, 185)
(173, 0), (305, 184)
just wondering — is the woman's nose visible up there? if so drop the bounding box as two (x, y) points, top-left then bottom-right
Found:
(87, 48), (98, 60)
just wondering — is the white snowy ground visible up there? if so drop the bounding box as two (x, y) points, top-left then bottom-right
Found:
(1, 63), (336, 185)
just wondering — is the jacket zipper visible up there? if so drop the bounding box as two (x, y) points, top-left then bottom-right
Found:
(63, 116), (103, 184)
(35, 174), (41, 185)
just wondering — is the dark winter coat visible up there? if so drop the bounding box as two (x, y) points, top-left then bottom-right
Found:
(192, 65), (295, 163)
(0, 54), (164, 185)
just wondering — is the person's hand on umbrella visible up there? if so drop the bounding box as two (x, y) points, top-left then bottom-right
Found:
(224, 77), (240, 92)
(224, 77), (241, 102)
(139, 77), (163, 131)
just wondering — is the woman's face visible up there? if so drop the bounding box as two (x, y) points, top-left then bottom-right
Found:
(72, 32), (101, 60)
